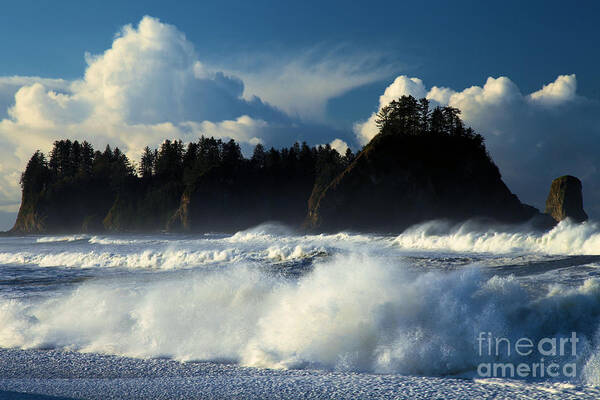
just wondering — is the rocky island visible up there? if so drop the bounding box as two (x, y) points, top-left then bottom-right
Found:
(11, 96), (577, 234)
(305, 98), (540, 232)
(545, 175), (588, 223)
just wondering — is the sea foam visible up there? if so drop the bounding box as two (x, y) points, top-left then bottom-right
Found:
(1, 252), (600, 381)
(393, 219), (600, 255)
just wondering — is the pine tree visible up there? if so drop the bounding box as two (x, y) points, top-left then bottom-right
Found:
(343, 148), (354, 166)
(221, 139), (243, 172)
(251, 143), (266, 169)
(80, 141), (94, 176)
(20, 151), (49, 197)
(139, 146), (155, 178)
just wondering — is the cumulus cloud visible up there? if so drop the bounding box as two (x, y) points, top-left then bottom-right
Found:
(529, 74), (577, 105)
(329, 138), (350, 154)
(7, 16), (286, 131)
(355, 74), (600, 218)
(0, 76), (70, 120)
(317, 138), (350, 155)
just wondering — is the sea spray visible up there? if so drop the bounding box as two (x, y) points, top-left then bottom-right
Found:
(12, 220), (600, 274)
(1, 251), (600, 380)
(394, 219), (600, 255)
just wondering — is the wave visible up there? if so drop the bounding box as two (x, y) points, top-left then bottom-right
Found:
(0, 244), (328, 270)
(393, 219), (600, 255)
(87, 236), (157, 245)
(1, 252), (600, 381)
(0, 249), (242, 269)
(226, 223), (296, 243)
(36, 235), (89, 243)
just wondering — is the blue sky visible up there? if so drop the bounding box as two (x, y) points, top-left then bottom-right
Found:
(0, 0), (598, 229)
(2, 1), (599, 115)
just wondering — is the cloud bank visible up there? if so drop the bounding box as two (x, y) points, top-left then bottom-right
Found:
(0, 16), (367, 227)
(355, 74), (600, 217)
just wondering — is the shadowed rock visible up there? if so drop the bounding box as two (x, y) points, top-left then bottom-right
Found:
(305, 129), (539, 232)
(545, 175), (588, 223)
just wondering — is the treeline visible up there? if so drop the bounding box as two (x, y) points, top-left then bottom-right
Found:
(20, 142), (134, 199)
(16, 95), (494, 233)
(22, 138), (355, 191)
(376, 96), (484, 145)
(136, 137), (354, 186)
(19, 135), (355, 232)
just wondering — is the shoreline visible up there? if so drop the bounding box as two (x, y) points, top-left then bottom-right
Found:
(0, 348), (599, 400)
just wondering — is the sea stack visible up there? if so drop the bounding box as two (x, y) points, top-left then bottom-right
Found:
(545, 175), (588, 223)
(305, 119), (538, 232)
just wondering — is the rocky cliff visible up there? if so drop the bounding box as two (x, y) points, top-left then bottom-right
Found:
(305, 130), (539, 232)
(166, 161), (316, 233)
(545, 175), (588, 223)
(12, 176), (118, 234)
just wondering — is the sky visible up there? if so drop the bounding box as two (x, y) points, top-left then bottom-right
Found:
(0, 0), (599, 230)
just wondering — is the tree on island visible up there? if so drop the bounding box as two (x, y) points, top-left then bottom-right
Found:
(376, 95), (482, 142)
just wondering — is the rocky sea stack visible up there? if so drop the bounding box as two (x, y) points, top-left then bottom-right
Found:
(545, 175), (588, 223)
(305, 120), (537, 232)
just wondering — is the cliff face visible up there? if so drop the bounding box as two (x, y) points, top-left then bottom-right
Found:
(12, 201), (46, 234)
(545, 175), (588, 223)
(11, 160), (315, 234)
(305, 131), (538, 232)
(12, 177), (117, 234)
(167, 164), (315, 233)
(101, 180), (183, 232)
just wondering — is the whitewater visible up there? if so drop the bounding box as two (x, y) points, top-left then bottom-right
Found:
(2, 220), (600, 399)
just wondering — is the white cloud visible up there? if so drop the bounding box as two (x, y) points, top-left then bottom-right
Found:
(378, 76), (427, 106)
(0, 76), (70, 120)
(425, 86), (454, 105)
(329, 138), (349, 155)
(354, 74), (600, 218)
(529, 74), (577, 105)
(317, 138), (349, 155)
(9, 83), (91, 127)
(223, 46), (398, 122)
(77, 17), (242, 125)
(181, 116), (265, 150)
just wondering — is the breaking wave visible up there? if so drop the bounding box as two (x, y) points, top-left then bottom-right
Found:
(394, 219), (600, 255)
(0, 245), (327, 270)
(4, 220), (600, 382)
(35, 235), (89, 243)
(1, 252), (600, 381)
(0, 249), (242, 269)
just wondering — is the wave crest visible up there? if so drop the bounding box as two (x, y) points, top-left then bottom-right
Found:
(2, 253), (600, 379)
(394, 219), (600, 255)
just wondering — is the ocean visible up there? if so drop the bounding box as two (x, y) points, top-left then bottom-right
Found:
(1, 220), (600, 399)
